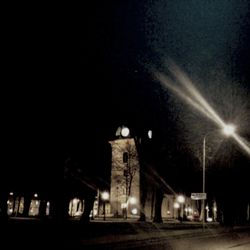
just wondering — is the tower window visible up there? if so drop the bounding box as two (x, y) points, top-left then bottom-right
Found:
(123, 152), (128, 163)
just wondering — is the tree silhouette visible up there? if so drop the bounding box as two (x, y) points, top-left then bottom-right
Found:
(111, 139), (138, 218)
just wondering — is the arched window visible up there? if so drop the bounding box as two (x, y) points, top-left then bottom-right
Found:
(123, 152), (128, 163)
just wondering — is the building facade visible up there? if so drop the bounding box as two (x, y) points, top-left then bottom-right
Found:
(108, 135), (204, 222)
(109, 138), (140, 218)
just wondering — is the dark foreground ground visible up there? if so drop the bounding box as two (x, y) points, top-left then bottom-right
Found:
(2, 218), (250, 249)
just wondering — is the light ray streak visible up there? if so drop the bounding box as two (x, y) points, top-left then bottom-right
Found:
(169, 64), (225, 128)
(154, 64), (250, 156)
(149, 166), (176, 195)
(155, 72), (215, 121)
(233, 134), (250, 155)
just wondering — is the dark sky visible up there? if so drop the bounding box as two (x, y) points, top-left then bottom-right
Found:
(2, 1), (250, 199)
(80, 0), (250, 195)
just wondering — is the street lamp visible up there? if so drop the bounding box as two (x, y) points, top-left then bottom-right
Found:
(127, 197), (137, 217)
(202, 124), (235, 230)
(101, 191), (109, 221)
(176, 195), (185, 221)
(173, 202), (180, 219)
(129, 197), (137, 205)
(223, 124), (236, 136)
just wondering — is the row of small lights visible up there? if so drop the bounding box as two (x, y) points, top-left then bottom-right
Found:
(101, 191), (137, 204)
(9, 192), (38, 198)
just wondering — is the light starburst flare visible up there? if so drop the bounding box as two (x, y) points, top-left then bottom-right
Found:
(154, 62), (250, 156)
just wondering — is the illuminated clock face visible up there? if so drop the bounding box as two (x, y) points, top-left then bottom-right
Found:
(121, 127), (130, 137)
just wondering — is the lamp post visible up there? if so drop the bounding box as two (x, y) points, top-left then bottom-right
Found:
(202, 124), (235, 231)
(173, 202), (180, 219)
(202, 135), (206, 231)
(176, 195), (185, 222)
(101, 191), (109, 221)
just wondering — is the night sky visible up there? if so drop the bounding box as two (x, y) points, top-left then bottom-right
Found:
(2, 1), (250, 203)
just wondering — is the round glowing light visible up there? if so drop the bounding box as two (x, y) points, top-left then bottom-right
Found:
(174, 202), (180, 209)
(177, 195), (185, 204)
(223, 124), (235, 136)
(101, 191), (109, 201)
(207, 217), (213, 222)
(129, 197), (137, 204)
(131, 208), (138, 215)
(34, 193), (38, 198)
(121, 127), (130, 137)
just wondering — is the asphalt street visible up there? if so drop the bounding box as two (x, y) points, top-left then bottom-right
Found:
(3, 218), (249, 249)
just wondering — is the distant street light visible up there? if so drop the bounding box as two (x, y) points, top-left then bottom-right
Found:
(202, 124), (235, 230)
(101, 191), (109, 221)
(174, 202), (180, 209)
(129, 197), (137, 205)
(177, 195), (185, 204)
(173, 202), (180, 219)
(176, 195), (185, 221)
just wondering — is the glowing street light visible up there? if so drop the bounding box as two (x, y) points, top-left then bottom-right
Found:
(177, 195), (185, 204)
(173, 202), (180, 209)
(176, 195), (185, 221)
(131, 208), (138, 215)
(202, 124), (236, 230)
(223, 124), (236, 136)
(129, 197), (137, 205)
(173, 202), (180, 219)
(101, 191), (109, 221)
